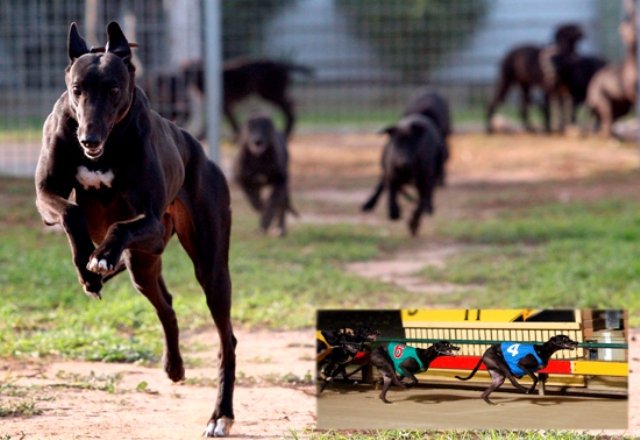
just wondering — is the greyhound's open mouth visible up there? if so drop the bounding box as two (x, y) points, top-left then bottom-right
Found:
(83, 146), (105, 160)
(441, 345), (461, 356)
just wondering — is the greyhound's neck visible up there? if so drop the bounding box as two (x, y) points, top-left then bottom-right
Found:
(535, 342), (559, 362)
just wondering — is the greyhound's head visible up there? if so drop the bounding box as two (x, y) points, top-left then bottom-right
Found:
(554, 23), (584, 53)
(65, 22), (137, 160)
(240, 113), (278, 156)
(550, 334), (578, 351)
(433, 341), (460, 357)
(380, 115), (431, 169)
(354, 326), (379, 342)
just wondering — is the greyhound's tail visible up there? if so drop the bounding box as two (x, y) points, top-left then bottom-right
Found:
(455, 357), (484, 381)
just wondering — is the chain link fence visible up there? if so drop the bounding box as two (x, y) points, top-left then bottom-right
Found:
(0, 0), (626, 176)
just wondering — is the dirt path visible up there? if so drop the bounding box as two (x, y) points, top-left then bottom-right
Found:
(0, 328), (316, 439)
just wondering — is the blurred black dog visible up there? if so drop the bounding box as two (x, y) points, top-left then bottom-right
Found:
(455, 335), (578, 405)
(362, 108), (445, 236)
(402, 89), (451, 186)
(486, 23), (584, 133)
(234, 113), (297, 236)
(370, 341), (459, 403)
(147, 58), (313, 139)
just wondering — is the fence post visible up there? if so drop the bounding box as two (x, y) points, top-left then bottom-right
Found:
(636, 0), (640, 162)
(204, 0), (222, 164)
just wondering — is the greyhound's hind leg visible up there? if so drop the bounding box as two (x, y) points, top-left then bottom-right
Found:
(482, 369), (506, 405)
(124, 250), (184, 382)
(172, 178), (236, 437)
(379, 374), (395, 404)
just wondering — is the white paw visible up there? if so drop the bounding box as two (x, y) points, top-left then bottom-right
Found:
(203, 416), (233, 437)
(87, 257), (112, 274)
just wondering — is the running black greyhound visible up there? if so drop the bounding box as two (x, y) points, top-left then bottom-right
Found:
(370, 341), (460, 404)
(455, 335), (578, 405)
(35, 22), (235, 437)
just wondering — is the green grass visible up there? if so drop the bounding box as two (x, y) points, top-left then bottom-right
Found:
(292, 429), (631, 440)
(426, 199), (640, 322)
(2, 168), (639, 365)
(0, 177), (410, 362)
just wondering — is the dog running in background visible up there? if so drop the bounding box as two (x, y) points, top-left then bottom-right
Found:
(234, 112), (298, 236)
(146, 57), (313, 140)
(486, 23), (584, 133)
(455, 335), (578, 405)
(362, 93), (447, 236)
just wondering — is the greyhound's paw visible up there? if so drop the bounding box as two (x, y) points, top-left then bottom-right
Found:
(362, 201), (375, 212)
(203, 416), (234, 437)
(409, 223), (419, 237)
(164, 356), (185, 382)
(80, 272), (103, 300)
(87, 256), (116, 275)
(83, 286), (102, 300)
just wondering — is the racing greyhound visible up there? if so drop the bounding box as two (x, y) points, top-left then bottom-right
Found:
(370, 341), (460, 404)
(455, 335), (578, 405)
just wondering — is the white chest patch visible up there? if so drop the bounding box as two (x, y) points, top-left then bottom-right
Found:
(76, 166), (115, 190)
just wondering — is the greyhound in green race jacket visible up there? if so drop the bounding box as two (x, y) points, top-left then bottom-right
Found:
(370, 341), (459, 404)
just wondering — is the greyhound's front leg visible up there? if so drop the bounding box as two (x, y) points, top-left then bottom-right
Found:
(36, 191), (103, 299)
(87, 214), (166, 275)
(518, 365), (539, 393)
(388, 184), (401, 220)
(262, 182), (287, 235)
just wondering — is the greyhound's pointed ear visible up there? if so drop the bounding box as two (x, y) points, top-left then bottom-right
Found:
(68, 22), (89, 62)
(105, 21), (132, 65)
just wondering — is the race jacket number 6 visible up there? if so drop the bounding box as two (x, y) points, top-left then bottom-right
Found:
(394, 344), (406, 359)
(506, 343), (520, 357)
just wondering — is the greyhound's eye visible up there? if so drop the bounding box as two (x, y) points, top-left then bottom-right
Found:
(72, 86), (81, 96)
(109, 87), (120, 96)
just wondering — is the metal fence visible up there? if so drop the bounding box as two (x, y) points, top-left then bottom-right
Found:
(0, 0), (627, 176)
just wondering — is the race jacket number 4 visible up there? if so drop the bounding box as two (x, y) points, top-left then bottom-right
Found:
(500, 342), (544, 376)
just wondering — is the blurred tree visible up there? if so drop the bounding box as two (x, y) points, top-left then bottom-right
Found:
(222, 0), (295, 60)
(336, 0), (493, 81)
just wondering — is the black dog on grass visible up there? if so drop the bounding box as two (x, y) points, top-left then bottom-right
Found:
(455, 335), (577, 405)
(403, 88), (451, 186)
(35, 22), (235, 437)
(362, 109), (445, 236)
(234, 113), (297, 236)
(370, 341), (460, 404)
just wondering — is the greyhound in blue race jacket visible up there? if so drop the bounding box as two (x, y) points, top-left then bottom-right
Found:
(370, 341), (460, 404)
(456, 335), (578, 405)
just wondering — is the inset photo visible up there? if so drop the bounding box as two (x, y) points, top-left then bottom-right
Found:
(316, 309), (628, 430)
